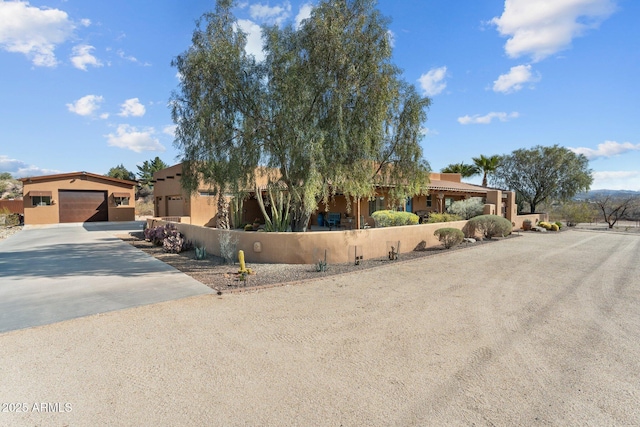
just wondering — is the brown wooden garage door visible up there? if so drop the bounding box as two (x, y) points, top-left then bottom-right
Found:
(58, 190), (108, 223)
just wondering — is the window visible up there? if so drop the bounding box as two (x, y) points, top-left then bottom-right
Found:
(32, 196), (51, 206)
(445, 197), (454, 211)
(368, 197), (386, 215)
(113, 192), (131, 206)
(426, 195), (432, 208)
(114, 197), (130, 206)
(198, 191), (216, 197)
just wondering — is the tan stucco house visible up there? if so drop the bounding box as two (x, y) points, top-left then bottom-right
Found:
(20, 172), (136, 225)
(153, 163), (516, 229)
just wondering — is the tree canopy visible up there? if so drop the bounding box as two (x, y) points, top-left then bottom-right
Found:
(171, 0), (431, 231)
(440, 162), (479, 178)
(491, 145), (592, 213)
(106, 164), (136, 181)
(137, 157), (169, 187)
(472, 154), (500, 187)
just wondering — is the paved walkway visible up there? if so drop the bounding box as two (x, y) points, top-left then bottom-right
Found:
(0, 230), (639, 426)
(0, 222), (212, 333)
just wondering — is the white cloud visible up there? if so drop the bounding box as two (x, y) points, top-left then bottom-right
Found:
(66, 94), (104, 116)
(116, 49), (150, 66)
(237, 19), (264, 62)
(493, 64), (540, 93)
(105, 125), (165, 153)
(162, 125), (176, 136)
(418, 66), (448, 96)
(295, 3), (313, 29)
(0, 155), (60, 178)
(70, 44), (102, 71)
(118, 98), (146, 117)
(0, 0), (76, 67)
(458, 112), (519, 125)
(250, 2), (291, 25)
(592, 170), (640, 191)
(569, 141), (640, 160)
(491, 0), (616, 61)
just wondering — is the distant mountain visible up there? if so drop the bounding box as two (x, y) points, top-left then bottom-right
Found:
(574, 189), (640, 200)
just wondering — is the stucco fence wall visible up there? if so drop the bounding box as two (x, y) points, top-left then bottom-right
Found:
(147, 213), (546, 264)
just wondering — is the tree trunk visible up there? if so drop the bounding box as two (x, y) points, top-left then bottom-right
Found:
(289, 199), (312, 232)
(216, 194), (230, 229)
(290, 209), (311, 232)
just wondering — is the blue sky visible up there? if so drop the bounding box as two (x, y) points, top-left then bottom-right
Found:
(1, 0), (639, 190)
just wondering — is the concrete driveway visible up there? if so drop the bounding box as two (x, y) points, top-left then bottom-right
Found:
(0, 221), (212, 333)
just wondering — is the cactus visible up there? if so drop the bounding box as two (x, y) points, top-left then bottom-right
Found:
(195, 246), (207, 260)
(238, 249), (252, 275)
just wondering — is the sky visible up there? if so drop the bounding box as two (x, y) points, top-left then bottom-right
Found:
(0, 0), (639, 190)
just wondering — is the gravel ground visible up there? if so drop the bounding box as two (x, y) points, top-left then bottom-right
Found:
(0, 225), (23, 240)
(1, 229), (639, 426)
(118, 231), (515, 292)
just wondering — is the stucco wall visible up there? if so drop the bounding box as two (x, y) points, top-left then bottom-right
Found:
(149, 218), (471, 264)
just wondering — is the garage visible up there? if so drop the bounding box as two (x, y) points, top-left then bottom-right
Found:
(20, 172), (136, 225)
(59, 190), (108, 223)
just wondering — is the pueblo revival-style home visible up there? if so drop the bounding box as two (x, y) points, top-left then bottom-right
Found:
(20, 172), (136, 225)
(152, 163), (517, 229)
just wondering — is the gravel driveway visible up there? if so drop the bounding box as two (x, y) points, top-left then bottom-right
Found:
(0, 229), (638, 426)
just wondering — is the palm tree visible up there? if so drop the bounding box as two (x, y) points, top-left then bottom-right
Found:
(441, 162), (479, 178)
(472, 155), (500, 187)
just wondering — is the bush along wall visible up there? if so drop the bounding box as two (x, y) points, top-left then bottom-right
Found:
(371, 210), (419, 227)
(434, 227), (465, 249)
(463, 215), (512, 239)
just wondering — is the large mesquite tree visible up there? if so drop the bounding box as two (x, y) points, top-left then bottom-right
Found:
(491, 145), (592, 213)
(171, 0), (431, 231)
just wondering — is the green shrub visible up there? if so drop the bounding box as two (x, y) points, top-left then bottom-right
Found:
(551, 223), (559, 231)
(371, 210), (419, 227)
(427, 213), (462, 223)
(560, 201), (596, 226)
(554, 221), (563, 229)
(434, 227), (464, 249)
(447, 197), (484, 220)
(464, 215), (512, 239)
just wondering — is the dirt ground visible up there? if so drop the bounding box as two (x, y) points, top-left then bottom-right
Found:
(0, 229), (639, 426)
(118, 230), (514, 292)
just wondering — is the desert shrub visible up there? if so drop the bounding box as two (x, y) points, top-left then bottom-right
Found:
(427, 213), (461, 223)
(464, 214), (512, 239)
(434, 227), (464, 249)
(560, 201), (596, 226)
(144, 223), (192, 253)
(551, 223), (559, 231)
(447, 197), (484, 220)
(554, 221), (563, 229)
(538, 221), (554, 230)
(135, 199), (154, 216)
(371, 210), (419, 227)
(0, 207), (20, 226)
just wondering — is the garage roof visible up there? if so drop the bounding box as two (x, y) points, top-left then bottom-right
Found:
(19, 171), (137, 186)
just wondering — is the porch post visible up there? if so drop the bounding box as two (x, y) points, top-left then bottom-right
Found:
(355, 197), (361, 229)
